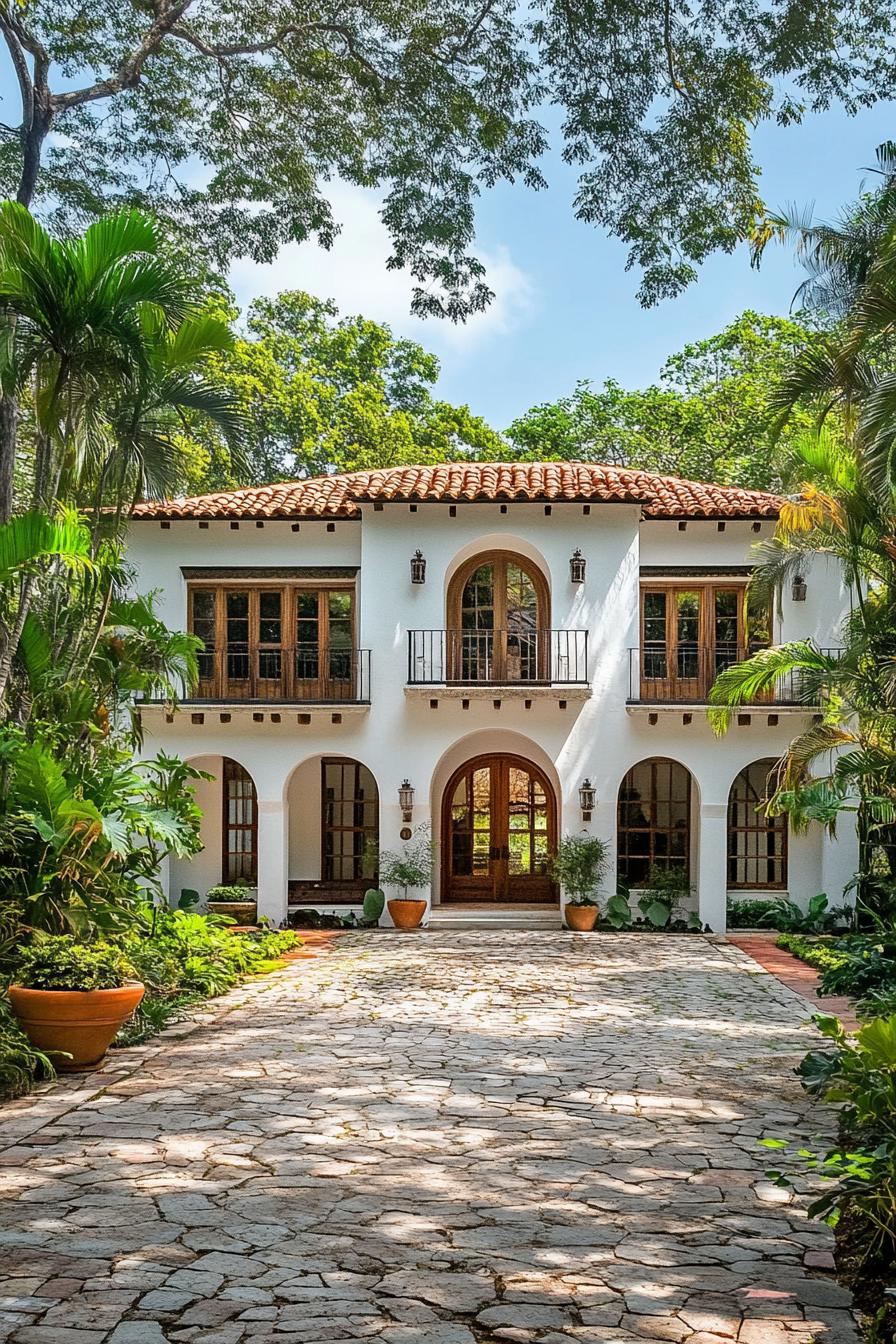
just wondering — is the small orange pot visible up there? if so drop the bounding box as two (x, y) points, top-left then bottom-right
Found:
(387, 898), (427, 930)
(8, 982), (145, 1072)
(564, 904), (599, 932)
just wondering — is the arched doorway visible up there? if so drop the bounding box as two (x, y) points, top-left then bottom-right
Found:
(617, 757), (693, 888)
(727, 759), (787, 890)
(441, 753), (557, 903)
(447, 551), (550, 682)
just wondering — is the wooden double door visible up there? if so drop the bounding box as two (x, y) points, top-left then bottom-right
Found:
(442, 754), (556, 903)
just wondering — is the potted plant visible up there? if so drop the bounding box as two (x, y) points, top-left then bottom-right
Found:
(8, 935), (144, 1072)
(206, 882), (257, 925)
(550, 833), (609, 931)
(379, 826), (433, 930)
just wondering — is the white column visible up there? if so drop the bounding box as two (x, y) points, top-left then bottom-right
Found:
(256, 799), (288, 926)
(697, 802), (728, 932)
(822, 811), (859, 909)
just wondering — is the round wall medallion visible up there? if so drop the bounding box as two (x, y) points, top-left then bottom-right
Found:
(400, 826), (412, 841)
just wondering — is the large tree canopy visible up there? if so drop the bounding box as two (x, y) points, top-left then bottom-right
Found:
(1, 2), (896, 315)
(505, 313), (825, 491)
(187, 291), (503, 487)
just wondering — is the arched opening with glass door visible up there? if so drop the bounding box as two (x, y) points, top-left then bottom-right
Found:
(617, 757), (693, 889)
(727, 759), (787, 890)
(446, 551), (550, 683)
(441, 753), (557, 903)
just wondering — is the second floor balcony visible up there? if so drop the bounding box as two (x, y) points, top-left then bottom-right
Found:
(408, 628), (589, 686)
(628, 644), (834, 706)
(192, 645), (371, 703)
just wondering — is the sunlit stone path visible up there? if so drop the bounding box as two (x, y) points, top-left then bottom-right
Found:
(0, 932), (859, 1344)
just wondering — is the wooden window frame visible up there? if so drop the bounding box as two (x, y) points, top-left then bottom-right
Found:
(222, 758), (258, 884)
(638, 579), (768, 701)
(440, 753), (557, 903)
(188, 580), (356, 701)
(445, 551), (551, 683)
(617, 757), (692, 888)
(727, 761), (788, 890)
(320, 757), (379, 889)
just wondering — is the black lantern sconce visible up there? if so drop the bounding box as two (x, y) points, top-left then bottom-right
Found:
(791, 574), (807, 602)
(569, 549), (586, 584)
(410, 550), (426, 584)
(398, 779), (415, 823)
(578, 778), (596, 821)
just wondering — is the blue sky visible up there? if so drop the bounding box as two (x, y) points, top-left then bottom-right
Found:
(2, 42), (890, 435)
(231, 103), (895, 432)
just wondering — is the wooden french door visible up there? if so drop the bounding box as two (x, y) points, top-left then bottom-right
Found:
(448, 552), (549, 682)
(189, 584), (354, 700)
(295, 588), (354, 700)
(640, 584), (763, 701)
(442, 754), (556, 903)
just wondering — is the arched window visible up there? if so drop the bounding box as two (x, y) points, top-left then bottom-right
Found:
(447, 551), (549, 682)
(322, 758), (379, 885)
(222, 758), (257, 883)
(728, 760), (787, 889)
(617, 758), (692, 887)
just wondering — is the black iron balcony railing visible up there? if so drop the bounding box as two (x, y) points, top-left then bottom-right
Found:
(408, 628), (589, 686)
(179, 645), (371, 703)
(628, 644), (836, 705)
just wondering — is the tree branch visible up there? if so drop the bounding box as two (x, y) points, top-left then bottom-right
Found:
(52, 0), (196, 112)
(663, 0), (692, 101)
(0, 13), (33, 130)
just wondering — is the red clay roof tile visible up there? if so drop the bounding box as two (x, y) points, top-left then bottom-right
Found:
(131, 462), (784, 521)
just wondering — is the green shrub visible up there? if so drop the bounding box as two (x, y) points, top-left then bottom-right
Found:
(379, 825), (433, 896)
(0, 996), (55, 1097)
(779, 932), (896, 999)
(14, 935), (136, 991)
(727, 897), (782, 928)
(604, 893), (633, 928)
(764, 1013), (896, 1337)
(549, 834), (609, 905)
(776, 933), (850, 975)
(206, 884), (255, 903)
(636, 867), (699, 929)
(363, 888), (385, 924)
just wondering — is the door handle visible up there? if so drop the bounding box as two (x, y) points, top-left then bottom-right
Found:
(501, 845), (510, 861)
(490, 845), (501, 861)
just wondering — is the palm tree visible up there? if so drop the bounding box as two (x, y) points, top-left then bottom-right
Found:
(0, 205), (241, 706)
(708, 425), (896, 909)
(0, 205), (198, 519)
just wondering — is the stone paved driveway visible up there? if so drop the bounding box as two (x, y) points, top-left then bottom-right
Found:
(0, 933), (859, 1344)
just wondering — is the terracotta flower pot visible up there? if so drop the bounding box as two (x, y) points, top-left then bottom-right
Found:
(208, 900), (257, 924)
(8, 982), (145, 1073)
(387, 898), (427, 930)
(564, 904), (599, 932)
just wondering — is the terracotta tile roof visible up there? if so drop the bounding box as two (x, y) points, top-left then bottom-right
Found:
(131, 462), (784, 521)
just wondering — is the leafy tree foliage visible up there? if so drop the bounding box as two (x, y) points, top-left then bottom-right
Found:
(188, 291), (503, 488)
(710, 161), (896, 915)
(506, 313), (823, 491)
(2, 3), (896, 312)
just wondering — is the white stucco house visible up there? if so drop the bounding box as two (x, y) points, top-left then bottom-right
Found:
(128, 460), (856, 931)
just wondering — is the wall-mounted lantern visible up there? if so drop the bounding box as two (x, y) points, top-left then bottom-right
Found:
(578, 778), (596, 821)
(398, 779), (415, 822)
(569, 549), (586, 584)
(791, 574), (807, 602)
(410, 550), (426, 584)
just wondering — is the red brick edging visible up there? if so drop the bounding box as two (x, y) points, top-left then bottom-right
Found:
(727, 933), (859, 1030)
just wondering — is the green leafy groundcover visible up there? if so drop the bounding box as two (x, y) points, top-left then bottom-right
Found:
(777, 933), (896, 1014)
(765, 1013), (896, 1342)
(1, 909), (302, 1092)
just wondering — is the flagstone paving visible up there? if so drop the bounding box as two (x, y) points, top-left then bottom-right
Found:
(0, 932), (859, 1344)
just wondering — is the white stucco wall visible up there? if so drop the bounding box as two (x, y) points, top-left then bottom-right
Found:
(128, 501), (857, 930)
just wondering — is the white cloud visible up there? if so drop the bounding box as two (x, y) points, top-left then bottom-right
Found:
(227, 181), (534, 357)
